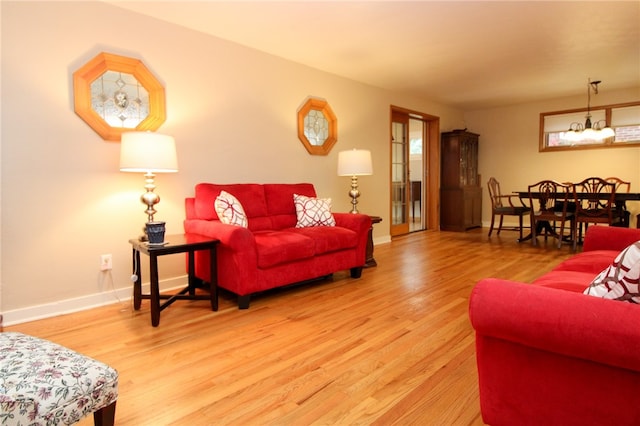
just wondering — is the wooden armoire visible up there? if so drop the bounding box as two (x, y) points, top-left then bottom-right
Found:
(440, 130), (482, 231)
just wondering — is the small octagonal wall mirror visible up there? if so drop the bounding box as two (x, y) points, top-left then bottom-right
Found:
(297, 97), (337, 155)
(73, 52), (166, 141)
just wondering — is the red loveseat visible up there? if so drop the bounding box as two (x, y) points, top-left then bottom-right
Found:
(470, 225), (640, 426)
(184, 183), (371, 308)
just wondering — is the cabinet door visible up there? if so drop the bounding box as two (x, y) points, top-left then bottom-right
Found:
(460, 135), (478, 187)
(440, 188), (464, 231)
(441, 135), (460, 188)
(463, 187), (483, 229)
(471, 187), (483, 227)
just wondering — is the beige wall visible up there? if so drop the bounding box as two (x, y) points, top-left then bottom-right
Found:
(465, 88), (640, 228)
(1, 2), (464, 322)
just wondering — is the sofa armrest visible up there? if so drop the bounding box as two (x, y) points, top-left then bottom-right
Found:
(469, 278), (640, 372)
(183, 219), (257, 255)
(333, 213), (371, 265)
(333, 213), (371, 234)
(582, 225), (640, 252)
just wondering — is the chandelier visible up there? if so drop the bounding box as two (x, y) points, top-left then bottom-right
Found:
(565, 78), (615, 142)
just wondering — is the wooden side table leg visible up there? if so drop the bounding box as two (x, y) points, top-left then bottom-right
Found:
(187, 250), (196, 297)
(209, 245), (218, 311)
(365, 225), (377, 267)
(133, 249), (142, 310)
(149, 254), (160, 327)
(365, 216), (382, 268)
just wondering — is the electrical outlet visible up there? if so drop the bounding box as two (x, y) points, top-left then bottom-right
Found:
(100, 254), (112, 271)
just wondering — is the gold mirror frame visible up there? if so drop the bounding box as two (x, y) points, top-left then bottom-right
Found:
(73, 52), (166, 141)
(297, 98), (337, 155)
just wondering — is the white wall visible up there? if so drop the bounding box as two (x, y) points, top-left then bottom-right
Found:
(465, 88), (640, 228)
(1, 1), (464, 323)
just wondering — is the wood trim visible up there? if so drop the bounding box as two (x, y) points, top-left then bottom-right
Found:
(539, 100), (640, 152)
(296, 97), (337, 155)
(73, 52), (166, 142)
(390, 105), (440, 233)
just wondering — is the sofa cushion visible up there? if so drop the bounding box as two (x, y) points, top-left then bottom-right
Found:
(289, 226), (358, 255)
(214, 190), (248, 228)
(254, 230), (315, 268)
(584, 241), (640, 303)
(552, 250), (619, 274)
(294, 194), (336, 227)
(265, 183), (316, 229)
(195, 183), (268, 221)
(532, 270), (597, 293)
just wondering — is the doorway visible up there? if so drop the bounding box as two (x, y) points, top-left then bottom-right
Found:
(390, 106), (440, 237)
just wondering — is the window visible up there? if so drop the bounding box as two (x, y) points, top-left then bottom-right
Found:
(539, 101), (640, 152)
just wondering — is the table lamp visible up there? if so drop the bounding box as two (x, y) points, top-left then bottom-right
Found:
(120, 131), (178, 240)
(337, 149), (373, 214)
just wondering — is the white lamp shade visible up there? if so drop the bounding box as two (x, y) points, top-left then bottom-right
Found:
(599, 127), (615, 139)
(337, 149), (373, 176)
(120, 131), (178, 173)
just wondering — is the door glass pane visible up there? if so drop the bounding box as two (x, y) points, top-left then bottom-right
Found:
(409, 119), (424, 229)
(391, 121), (407, 226)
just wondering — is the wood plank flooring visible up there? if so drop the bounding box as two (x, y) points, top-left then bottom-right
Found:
(4, 228), (573, 425)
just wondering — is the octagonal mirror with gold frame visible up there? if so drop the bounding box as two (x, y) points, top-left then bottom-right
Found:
(73, 52), (166, 141)
(297, 98), (337, 155)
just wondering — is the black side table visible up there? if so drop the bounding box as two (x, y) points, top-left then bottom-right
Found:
(129, 234), (219, 327)
(365, 216), (382, 267)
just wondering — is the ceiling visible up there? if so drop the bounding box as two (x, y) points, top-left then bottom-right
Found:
(108, 1), (640, 110)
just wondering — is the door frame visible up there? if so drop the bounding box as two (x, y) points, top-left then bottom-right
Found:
(390, 105), (440, 233)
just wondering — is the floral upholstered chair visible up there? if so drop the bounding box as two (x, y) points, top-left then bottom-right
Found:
(0, 332), (118, 425)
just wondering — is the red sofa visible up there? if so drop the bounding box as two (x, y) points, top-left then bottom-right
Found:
(470, 225), (640, 426)
(184, 183), (371, 308)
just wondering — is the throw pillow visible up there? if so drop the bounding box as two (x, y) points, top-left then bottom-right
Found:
(214, 190), (248, 228)
(584, 241), (640, 303)
(294, 193), (336, 227)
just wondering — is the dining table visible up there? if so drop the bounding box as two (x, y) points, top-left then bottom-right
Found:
(514, 190), (640, 242)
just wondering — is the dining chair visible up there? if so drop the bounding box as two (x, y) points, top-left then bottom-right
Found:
(572, 177), (619, 251)
(605, 177), (631, 227)
(487, 177), (531, 240)
(528, 180), (574, 248)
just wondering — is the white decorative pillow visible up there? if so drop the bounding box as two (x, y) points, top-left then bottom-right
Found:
(214, 190), (248, 228)
(294, 194), (336, 227)
(584, 241), (640, 304)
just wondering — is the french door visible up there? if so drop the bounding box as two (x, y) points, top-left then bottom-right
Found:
(391, 112), (410, 236)
(390, 107), (440, 237)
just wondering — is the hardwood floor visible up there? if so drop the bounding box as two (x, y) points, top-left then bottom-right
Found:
(5, 228), (573, 425)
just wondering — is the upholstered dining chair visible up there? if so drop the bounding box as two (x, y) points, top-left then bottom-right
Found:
(528, 180), (574, 248)
(572, 177), (619, 251)
(605, 177), (631, 227)
(487, 177), (531, 241)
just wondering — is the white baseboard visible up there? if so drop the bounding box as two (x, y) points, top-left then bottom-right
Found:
(2, 275), (187, 327)
(3, 239), (397, 327)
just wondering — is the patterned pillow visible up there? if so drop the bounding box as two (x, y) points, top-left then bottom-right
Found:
(214, 190), (248, 227)
(584, 241), (640, 303)
(294, 193), (336, 227)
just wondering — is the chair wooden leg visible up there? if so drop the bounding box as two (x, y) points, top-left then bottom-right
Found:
(93, 401), (116, 426)
(497, 215), (504, 235)
(488, 214), (496, 236)
(557, 222), (564, 249)
(531, 220), (538, 246)
(518, 215), (524, 241)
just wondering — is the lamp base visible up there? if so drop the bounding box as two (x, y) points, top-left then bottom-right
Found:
(349, 175), (361, 214)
